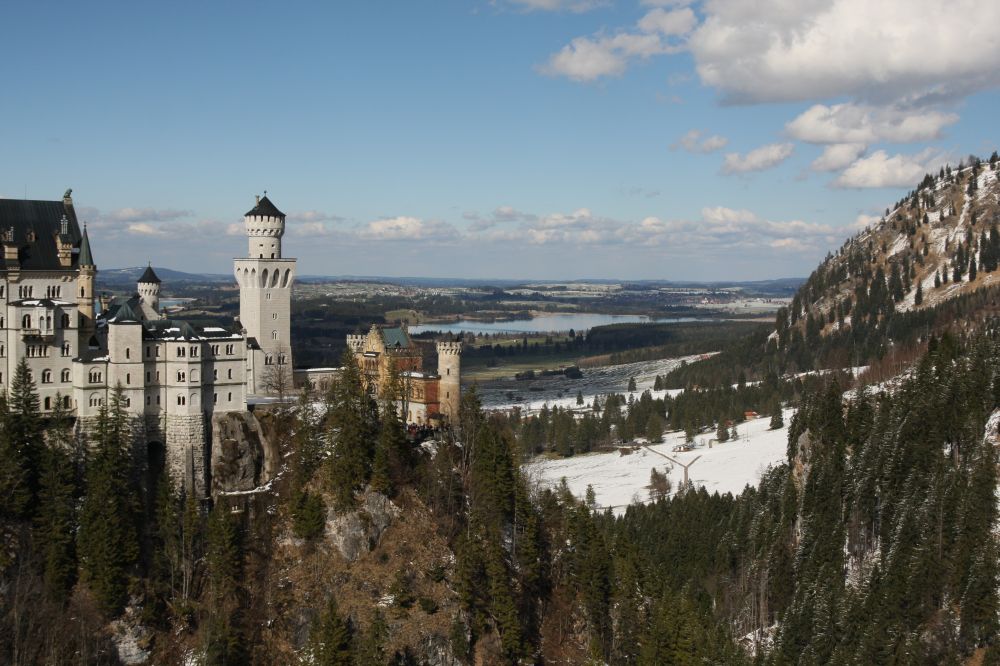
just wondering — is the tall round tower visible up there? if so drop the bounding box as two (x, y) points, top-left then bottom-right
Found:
(436, 341), (462, 422)
(244, 194), (285, 259)
(137, 264), (161, 315)
(234, 194), (296, 396)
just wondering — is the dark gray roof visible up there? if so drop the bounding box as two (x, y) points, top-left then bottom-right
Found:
(79, 226), (94, 266)
(138, 265), (160, 284)
(245, 195), (285, 219)
(0, 197), (84, 271)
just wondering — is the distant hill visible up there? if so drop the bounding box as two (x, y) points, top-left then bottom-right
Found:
(99, 266), (232, 286)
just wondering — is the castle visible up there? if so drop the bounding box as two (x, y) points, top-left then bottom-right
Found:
(346, 324), (462, 424)
(0, 190), (460, 495)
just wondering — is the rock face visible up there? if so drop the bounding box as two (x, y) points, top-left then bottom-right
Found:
(210, 411), (268, 495)
(109, 602), (151, 664)
(326, 490), (400, 562)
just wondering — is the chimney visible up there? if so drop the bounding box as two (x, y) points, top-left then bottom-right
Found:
(255, 194), (260, 205)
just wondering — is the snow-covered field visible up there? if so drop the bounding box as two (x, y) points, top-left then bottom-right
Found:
(523, 408), (794, 514)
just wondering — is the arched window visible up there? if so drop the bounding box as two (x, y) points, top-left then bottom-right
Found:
(190, 370), (199, 382)
(228, 392), (232, 402)
(177, 395), (185, 405)
(60, 313), (69, 328)
(271, 330), (278, 340)
(41, 370), (51, 383)
(21, 314), (30, 328)
(125, 348), (130, 359)
(62, 396), (70, 408)
(44, 397), (51, 410)
(126, 373), (131, 385)
(60, 369), (70, 382)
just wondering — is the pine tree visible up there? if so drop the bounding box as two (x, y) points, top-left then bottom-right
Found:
(32, 398), (78, 599)
(914, 280), (923, 305)
(77, 387), (140, 616)
(2, 359), (44, 518)
(627, 377), (637, 392)
(970, 254), (978, 281)
(325, 353), (378, 510)
(770, 406), (784, 430)
(310, 596), (355, 665)
(576, 390), (584, 406)
(716, 420), (729, 443)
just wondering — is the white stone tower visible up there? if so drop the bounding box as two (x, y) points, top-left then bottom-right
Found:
(436, 341), (462, 422)
(234, 195), (296, 396)
(136, 264), (161, 320)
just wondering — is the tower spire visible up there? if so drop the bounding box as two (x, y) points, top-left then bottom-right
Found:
(79, 224), (95, 267)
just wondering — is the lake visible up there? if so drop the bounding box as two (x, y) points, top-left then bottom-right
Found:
(409, 313), (701, 335)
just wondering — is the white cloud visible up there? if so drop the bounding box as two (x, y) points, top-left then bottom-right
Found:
(721, 142), (794, 174)
(637, 8), (696, 36)
(359, 216), (456, 241)
(108, 207), (190, 223)
(688, 0), (1000, 104)
(539, 9), (692, 81)
(833, 149), (948, 188)
(126, 222), (167, 237)
(787, 103), (958, 144)
(672, 129), (729, 154)
(811, 143), (867, 172)
(503, 0), (607, 12)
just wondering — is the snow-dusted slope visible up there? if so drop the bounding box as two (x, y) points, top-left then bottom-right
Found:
(524, 408), (794, 514)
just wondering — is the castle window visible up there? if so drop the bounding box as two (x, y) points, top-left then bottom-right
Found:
(125, 348), (130, 359)
(177, 395), (185, 406)
(264, 354), (273, 365)
(146, 371), (151, 382)
(41, 370), (51, 383)
(190, 346), (198, 357)
(89, 393), (100, 407)
(22, 314), (30, 328)
(177, 347), (186, 358)
(156, 395), (160, 405)
(60, 314), (70, 328)
(272, 313), (277, 319)
(211, 345), (219, 355)
(146, 396), (151, 406)
(191, 370), (199, 382)
(80, 287), (84, 298)
(61, 369), (70, 382)
(213, 393), (218, 404)
(177, 371), (186, 382)
(44, 397), (50, 410)
(447, 368), (450, 375)
(0, 317), (4, 327)
(228, 392), (232, 402)
(88, 370), (102, 383)
(62, 343), (70, 356)
(0, 345), (4, 357)
(278, 353), (286, 365)
(155, 347), (160, 358)
(62, 396), (69, 408)
(124, 398), (131, 408)
(126, 373), (131, 385)
(227, 369), (232, 379)
(226, 344), (234, 355)
(271, 330), (278, 340)
(156, 371), (160, 381)
(0, 286), (4, 298)
(146, 346), (151, 358)
(213, 369), (218, 380)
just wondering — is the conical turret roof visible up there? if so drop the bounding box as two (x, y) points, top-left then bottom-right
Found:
(244, 195), (285, 219)
(79, 226), (95, 267)
(138, 264), (161, 284)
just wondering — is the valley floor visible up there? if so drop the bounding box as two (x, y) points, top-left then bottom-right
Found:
(523, 408), (794, 514)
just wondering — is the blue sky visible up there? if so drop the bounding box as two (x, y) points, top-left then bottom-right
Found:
(2, 0), (999, 280)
